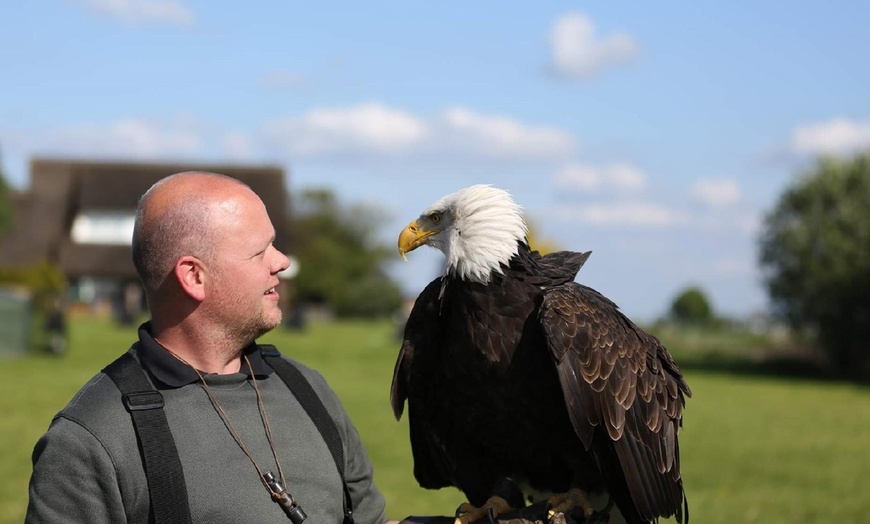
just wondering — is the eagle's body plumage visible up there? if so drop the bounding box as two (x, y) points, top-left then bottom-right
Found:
(392, 185), (690, 523)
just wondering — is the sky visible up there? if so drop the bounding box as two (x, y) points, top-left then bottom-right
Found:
(2, 1), (869, 321)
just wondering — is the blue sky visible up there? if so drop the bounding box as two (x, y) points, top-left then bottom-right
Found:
(3, 1), (869, 321)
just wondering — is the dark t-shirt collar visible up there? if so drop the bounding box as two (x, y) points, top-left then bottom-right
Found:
(136, 322), (274, 388)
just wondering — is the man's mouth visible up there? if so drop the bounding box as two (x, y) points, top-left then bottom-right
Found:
(265, 287), (277, 295)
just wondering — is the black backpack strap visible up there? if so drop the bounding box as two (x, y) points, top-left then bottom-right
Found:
(260, 345), (355, 524)
(102, 352), (192, 524)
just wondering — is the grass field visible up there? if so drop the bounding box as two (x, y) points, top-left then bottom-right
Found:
(2, 317), (869, 523)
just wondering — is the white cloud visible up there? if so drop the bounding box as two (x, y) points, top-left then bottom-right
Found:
(691, 178), (741, 208)
(262, 103), (575, 160)
(549, 12), (640, 79)
(436, 108), (574, 159)
(607, 163), (646, 191)
(554, 201), (688, 228)
(79, 0), (194, 27)
(553, 162), (646, 192)
(554, 164), (600, 191)
(6, 104), (575, 174)
(790, 118), (870, 157)
(220, 132), (256, 160)
(34, 118), (203, 158)
(262, 103), (426, 156)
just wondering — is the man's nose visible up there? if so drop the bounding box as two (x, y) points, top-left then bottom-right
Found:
(273, 249), (292, 274)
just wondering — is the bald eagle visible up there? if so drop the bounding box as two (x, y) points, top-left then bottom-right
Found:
(391, 185), (690, 524)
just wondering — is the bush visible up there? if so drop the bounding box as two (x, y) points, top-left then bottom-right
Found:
(0, 260), (67, 354)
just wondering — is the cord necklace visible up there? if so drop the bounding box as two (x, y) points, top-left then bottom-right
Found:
(157, 342), (306, 521)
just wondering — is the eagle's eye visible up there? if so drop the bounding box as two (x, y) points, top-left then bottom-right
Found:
(429, 212), (442, 224)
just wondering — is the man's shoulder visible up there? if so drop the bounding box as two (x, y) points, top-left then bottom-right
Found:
(259, 347), (345, 414)
(265, 351), (332, 393)
(55, 354), (131, 431)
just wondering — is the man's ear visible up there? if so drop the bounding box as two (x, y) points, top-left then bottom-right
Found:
(174, 256), (207, 302)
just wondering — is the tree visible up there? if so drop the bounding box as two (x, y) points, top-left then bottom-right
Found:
(290, 188), (403, 318)
(0, 148), (12, 238)
(669, 286), (713, 325)
(759, 151), (870, 378)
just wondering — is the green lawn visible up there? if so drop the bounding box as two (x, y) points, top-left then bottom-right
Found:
(2, 317), (869, 523)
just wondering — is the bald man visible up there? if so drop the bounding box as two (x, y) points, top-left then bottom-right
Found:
(26, 172), (392, 523)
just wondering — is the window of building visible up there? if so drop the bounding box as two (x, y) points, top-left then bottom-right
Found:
(70, 211), (136, 245)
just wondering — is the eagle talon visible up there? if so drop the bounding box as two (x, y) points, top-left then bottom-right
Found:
(453, 495), (513, 524)
(453, 502), (474, 524)
(547, 488), (598, 519)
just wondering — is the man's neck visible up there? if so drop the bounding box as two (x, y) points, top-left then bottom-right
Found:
(150, 322), (245, 375)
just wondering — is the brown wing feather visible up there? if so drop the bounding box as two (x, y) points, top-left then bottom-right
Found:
(391, 278), (442, 420)
(540, 283), (691, 522)
(390, 278), (460, 489)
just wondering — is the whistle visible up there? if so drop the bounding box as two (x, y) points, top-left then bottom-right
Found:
(264, 471), (307, 524)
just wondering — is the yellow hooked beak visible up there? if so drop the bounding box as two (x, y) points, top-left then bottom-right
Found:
(398, 219), (439, 261)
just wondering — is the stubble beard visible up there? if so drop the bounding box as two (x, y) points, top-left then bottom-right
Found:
(232, 300), (282, 347)
(214, 288), (283, 349)
(237, 307), (282, 345)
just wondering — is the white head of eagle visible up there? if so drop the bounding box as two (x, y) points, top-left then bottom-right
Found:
(398, 184), (528, 284)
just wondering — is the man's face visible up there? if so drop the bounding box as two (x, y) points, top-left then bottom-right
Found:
(206, 191), (290, 345)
